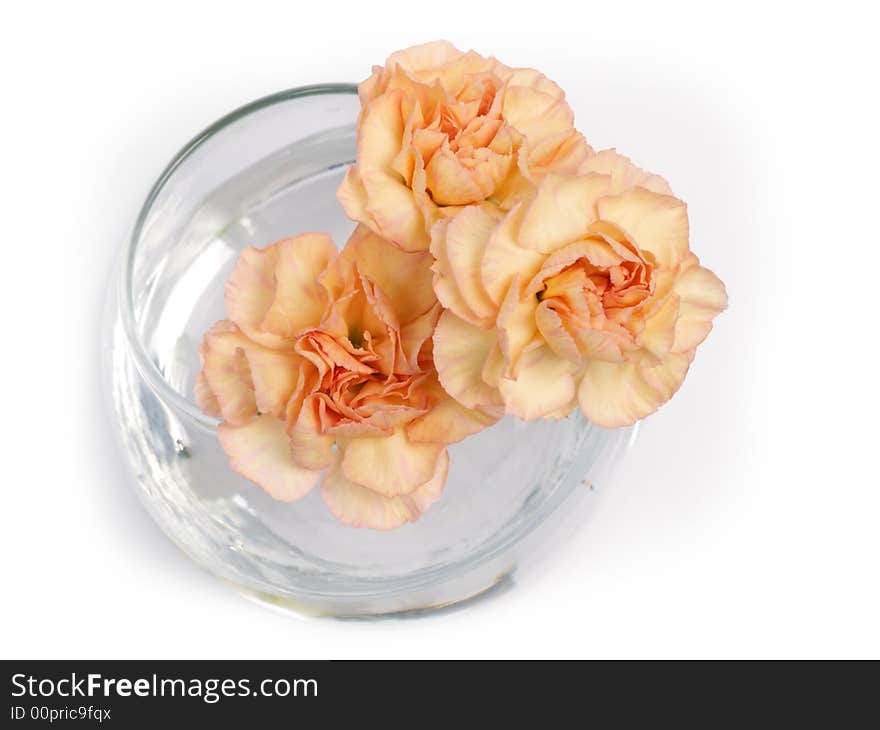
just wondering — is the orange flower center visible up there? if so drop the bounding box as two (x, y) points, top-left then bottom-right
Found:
(297, 330), (428, 433)
(435, 79), (501, 152)
(538, 236), (655, 338)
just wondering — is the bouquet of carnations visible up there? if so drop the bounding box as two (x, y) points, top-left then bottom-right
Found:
(195, 41), (727, 529)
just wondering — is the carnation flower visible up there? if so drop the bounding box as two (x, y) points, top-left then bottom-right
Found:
(196, 226), (495, 529)
(430, 150), (728, 427)
(196, 44), (729, 533)
(337, 40), (590, 252)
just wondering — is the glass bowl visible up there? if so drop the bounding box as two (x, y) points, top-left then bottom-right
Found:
(104, 84), (637, 617)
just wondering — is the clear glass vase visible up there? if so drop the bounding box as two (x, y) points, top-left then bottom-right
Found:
(104, 84), (637, 617)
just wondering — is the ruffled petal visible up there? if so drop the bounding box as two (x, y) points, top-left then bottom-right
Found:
(480, 204), (545, 306)
(283, 363), (318, 435)
(259, 234), (335, 338)
(406, 377), (498, 444)
(430, 219), (487, 326)
(321, 449), (449, 530)
(439, 205), (498, 320)
(672, 262), (728, 353)
(194, 369), (221, 418)
(337, 166), (377, 231)
(498, 346), (577, 420)
(576, 351), (693, 428)
(502, 86), (582, 169)
(638, 293), (680, 362)
(597, 188), (689, 269)
(496, 277), (539, 373)
(424, 146), (487, 206)
(518, 174), (610, 253)
(339, 428), (444, 498)
(579, 149), (672, 195)
(224, 246), (283, 348)
(503, 84), (571, 137)
(343, 224), (436, 322)
(358, 91), (406, 173)
(242, 347), (303, 420)
(350, 92), (429, 251)
(535, 303), (581, 363)
(289, 393), (336, 470)
(433, 310), (503, 409)
(406, 398), (497, 443)
(641, 350), (695, 405)
(384, 40), (464, 75)
(356, 93), (430, 251)
(481, 340), (506, 389)
(534, 130), (592, 175)
(397, 302), (441, 373)
(504, 67), (566, 99)
(200, 322), (257, 426)
(218, 417), (320, 501)
(361, 169), (430, 251)
(572, 327), (626, 362)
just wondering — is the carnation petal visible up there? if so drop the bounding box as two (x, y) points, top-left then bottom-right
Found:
(674, 261), (728, 312)
(442, 206), (498, 320)
(359, 92), (406, 172)
(337, 166), (376, 230)
(572, 327), (625, 362)
(224, 246), (283, 348)
(283, 365), (318, 435)
(518, 174), (610, 253)
(398, 302), (441, 373)
(577, 360), (657, 428)
(497, 277), (539, 373)
(671, 263), (728, 352)
(385, 40), (464, 75)
(498, 345), (576, 420)
(243, 347), (303, 420)
(501, 86), (576, 166)
(406, 379), (498, 444)
(339, 428), (444, 498)
(430, 219), (484, 325)
(638, 293), (680, 362)
(345, 224), (436, 320)
(579, 149), (672, 195)
(577, 352), (693, 428)
(433, 310), (504, 409)
(535, 303), (582, 363)
(424, 147), (486, 206)
(357, 93), (430, 251)
(289, 394), (336, 470)
(194, 369), (221, 418)
(537, 130), (593, 175)
(597, 189), (689, 268)
(527, 238), (626, 296)
(322, 449), (449, 530)
(260, 234), (335, 339)
(504, 67), (566, 100)
(481, 340), (506, 388)
(480, 204), (545, 306)
(201, 322), (257, 426)
(218, 417), (320, 502)
(641, 350), (694, 404)
(362, 170), (430, 251)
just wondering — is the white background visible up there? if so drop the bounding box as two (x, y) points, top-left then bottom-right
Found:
(2, 1), (878, 659)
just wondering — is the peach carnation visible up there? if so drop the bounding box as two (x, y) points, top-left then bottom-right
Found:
(196, 226), (495, 529)
(337, 40), (591, 252)
(430, 150), (728, 428)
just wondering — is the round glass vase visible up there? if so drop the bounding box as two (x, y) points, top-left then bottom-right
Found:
(105, 83), (637, 617)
